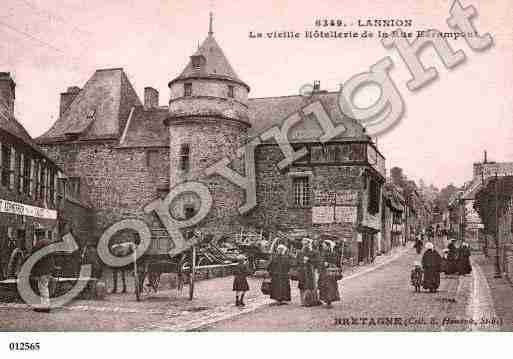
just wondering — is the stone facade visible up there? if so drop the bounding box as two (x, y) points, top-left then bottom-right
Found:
(39, 142), (169, 240)
(35, 30), (387, 265)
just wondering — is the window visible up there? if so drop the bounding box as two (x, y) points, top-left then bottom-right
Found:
(9, 147), (15, 190)
(292, 144), (309, 164)
(16, 152), (22, 194)
(184, 83), (192, 97)
(227, 85), (234, 98)
(368, 178), (381, 215)
(49, 171), (55, 205)
(293, 176), (311, 207)
(39, 164), (46, 201)
(33, 160), (40, 199)
(68, 177), (80, 198)
(179, 144), (190, 172)
(1, 144), (11, 187)
(23, 156), (31, 195)
(86, 109), (95, 120)
(191, 56), (201, 70)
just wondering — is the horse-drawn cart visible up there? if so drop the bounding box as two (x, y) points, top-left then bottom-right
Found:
(130, 230), (239, 301)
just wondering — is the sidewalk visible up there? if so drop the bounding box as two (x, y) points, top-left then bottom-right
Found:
(471, 254), (513, 331)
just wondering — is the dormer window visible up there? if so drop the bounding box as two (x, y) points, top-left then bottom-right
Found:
(227, 85), (234, 98)
(190, 55), (205, 71)
(192, 57), (201, 70)
(184, 83), (192, 97)
(86, 109), (95, 120)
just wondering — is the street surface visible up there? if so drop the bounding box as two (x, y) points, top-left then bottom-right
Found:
(203, 247), (482, 331)
(0, 245), (506, 331)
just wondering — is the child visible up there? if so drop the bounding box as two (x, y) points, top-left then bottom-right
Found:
(441, 248), (449, 274)
(410, 261), (423, 292)
(233, 255), (250, 306)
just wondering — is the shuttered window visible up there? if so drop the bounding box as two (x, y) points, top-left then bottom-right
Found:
(293, 176), (311, 207)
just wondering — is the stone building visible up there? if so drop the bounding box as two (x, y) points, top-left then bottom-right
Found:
(36, 21), (387, 262)
(382, 182), (405, 253)
(0, 72), (92, 269)
(465, 161), (513, 280)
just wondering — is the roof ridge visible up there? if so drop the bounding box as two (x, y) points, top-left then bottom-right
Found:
(248, 90), (339, 101)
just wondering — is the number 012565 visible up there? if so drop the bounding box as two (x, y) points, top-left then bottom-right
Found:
(9, 342), (40, 351)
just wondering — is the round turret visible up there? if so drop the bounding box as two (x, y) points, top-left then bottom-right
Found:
(164, 15), (251, 236)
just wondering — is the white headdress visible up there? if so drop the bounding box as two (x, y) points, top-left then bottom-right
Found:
(277, 244), (288, 254)
(324, 240), (336, 251)
(425, 242), (434, 250)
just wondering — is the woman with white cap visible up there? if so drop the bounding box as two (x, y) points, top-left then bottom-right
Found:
(421, 242), (442, 293)
(267, 244), (291, 304)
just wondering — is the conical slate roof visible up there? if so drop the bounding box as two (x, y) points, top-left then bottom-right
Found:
(171, 33), (248, 90)
(181, 35), (239, 79)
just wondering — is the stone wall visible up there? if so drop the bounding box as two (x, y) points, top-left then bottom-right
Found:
(167, 118), (248, 238)
(40, 142), (169, 240)
(243, 144), (382, 261)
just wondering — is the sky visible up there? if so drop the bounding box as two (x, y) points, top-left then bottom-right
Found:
(1, 0), (512, 189)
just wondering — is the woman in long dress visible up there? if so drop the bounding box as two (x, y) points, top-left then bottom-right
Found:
(421, 242), (442, 293)
(268, 244), (291, 304)
(318, 240), (341, 307)
(446, 238), (458, 275)
(300, 238), (321, 306)
(297, 255), (317, 306)
(457, 242), (472, 275)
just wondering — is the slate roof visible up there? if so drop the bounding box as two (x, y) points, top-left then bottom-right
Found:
(119, 106), (169, 147)
(36, 68), (142, 143)
(118, 91), (368, 148)
(0, 111), (58, 163)
(170, 35), (248, 89)
(247, 91), (367, 141)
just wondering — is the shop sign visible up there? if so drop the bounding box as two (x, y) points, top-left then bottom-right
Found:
(312, 206), (334, 224)
(335, 206), (357, 223)
(314, 189), (358, 206)
(0, 198), (57, 220)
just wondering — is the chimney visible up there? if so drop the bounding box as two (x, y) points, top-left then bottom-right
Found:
(144, 87), (159, 109)
(60, 86), (81, 117)
(0, 72), (16, 119)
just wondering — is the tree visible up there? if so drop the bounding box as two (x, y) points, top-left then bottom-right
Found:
(390, 167), (405, 187)
(435, 184), (460, 212)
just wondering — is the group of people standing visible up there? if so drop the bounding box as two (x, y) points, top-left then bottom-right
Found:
(443, 238), (472, 276)
(242, 238), (342, 308)
(413, 236), (473, 294)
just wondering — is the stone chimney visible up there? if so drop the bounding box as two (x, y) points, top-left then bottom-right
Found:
(60, 86), (81, 117)
(0, 72), (16, 118)
(144, 87), (159, 109)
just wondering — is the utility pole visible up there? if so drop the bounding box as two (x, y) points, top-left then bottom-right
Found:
(494, 172), (502, 278)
